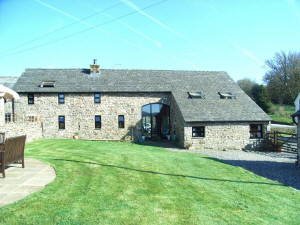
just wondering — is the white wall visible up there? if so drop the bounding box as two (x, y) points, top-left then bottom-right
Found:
(0, 98), (4, 127)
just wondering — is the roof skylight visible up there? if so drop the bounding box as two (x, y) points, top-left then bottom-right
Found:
(218, 92), (236, 99)
(188, 92), (204, 99)
(40, 81), (55, 88)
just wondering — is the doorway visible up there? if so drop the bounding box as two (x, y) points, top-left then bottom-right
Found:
(141, 103), (170, 140)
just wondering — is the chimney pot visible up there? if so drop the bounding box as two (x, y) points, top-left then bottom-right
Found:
(90, 59), (100, 74)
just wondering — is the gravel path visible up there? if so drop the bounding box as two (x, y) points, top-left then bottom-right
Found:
(144, 141), (300, 190)
(194, 149), (300, 190)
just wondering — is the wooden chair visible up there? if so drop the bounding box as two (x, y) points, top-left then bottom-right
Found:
(0, 135), (26, 178)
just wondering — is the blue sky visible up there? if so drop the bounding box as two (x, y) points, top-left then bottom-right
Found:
(0, 0), (300, 82)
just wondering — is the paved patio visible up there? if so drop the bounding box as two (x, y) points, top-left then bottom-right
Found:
(0, 158), (56, 207)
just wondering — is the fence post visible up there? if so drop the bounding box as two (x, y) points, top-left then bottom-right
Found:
(297, 124), (300, 166)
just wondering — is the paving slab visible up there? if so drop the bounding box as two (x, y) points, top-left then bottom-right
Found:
(0, 158), (56, 207)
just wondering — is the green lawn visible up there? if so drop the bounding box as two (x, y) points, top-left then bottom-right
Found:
(0, 139), (299, 225)
(269, 104), (295, 124)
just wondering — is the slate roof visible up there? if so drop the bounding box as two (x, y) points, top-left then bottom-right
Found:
(0, 76), (19, 89)
(13, 68), (271, 122)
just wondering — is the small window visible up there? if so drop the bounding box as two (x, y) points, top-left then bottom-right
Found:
(192, 126), (205, 138)
(250, 124), (263, 139)
(27, 116), (37, 122)
(28, 93), (34, 104)
(188, 92), (204, 99)
(58, 93), (65, 104)
(40, 81), (55, 88)
(5, 113), (11, 123)
(218, 92), (236, 99)
(94, 93), (101, 104)
(118, 115), (125, 128)
(58, 115), (65, 130)
(95, 115), (101, 129)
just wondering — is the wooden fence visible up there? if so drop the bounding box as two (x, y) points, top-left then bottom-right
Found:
(266, 131), (297, 152)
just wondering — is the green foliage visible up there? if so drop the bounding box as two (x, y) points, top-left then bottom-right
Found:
(237, 79), (256, 97)
(269, 104), (295, 124)
(264, 51), (300, 105)
(0, 139), (300, 225)
(238, 79), (271, 113)
(251, 84), (271, 113)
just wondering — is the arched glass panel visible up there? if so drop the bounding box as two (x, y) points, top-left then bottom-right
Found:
(142, 103), (170, 139)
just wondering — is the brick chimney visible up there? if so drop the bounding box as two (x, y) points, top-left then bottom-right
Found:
(90, 59), (100, 74)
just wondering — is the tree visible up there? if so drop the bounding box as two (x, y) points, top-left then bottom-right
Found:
(237, 79), (256, 98)
(264, 51), (300, 104)
(251, 84), (271, 113)
(237, 79), (271, 113)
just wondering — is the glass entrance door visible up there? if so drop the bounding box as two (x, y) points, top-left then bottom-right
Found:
(142, 103), (170, 139)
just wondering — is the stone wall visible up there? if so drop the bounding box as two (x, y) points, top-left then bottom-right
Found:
(0, 121), (42, 142)
(2, 92), (269, 150)
(170, 94), (185, 147)
(184, 122), (267, 150)
(14, 92), (173, 141)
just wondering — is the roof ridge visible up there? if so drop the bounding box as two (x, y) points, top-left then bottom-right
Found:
(24, 68), (227, 73)
(0, 76), (19, 78)
(25, 68), (83, 71)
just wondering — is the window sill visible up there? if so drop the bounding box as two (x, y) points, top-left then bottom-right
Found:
(192, 137), (205, 139)
(95, 128), (101, 130)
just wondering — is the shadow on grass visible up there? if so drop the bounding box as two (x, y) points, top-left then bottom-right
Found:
(136, 140), (181, 149)
(206, 157), (300, 190)
(52, 158), (286, 187)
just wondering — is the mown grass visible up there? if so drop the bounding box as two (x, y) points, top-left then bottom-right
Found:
(269, 104), (295, 124)
(0, 139), (299, 225)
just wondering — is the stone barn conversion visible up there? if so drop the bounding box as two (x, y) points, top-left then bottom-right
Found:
(2, 63), (270, 150)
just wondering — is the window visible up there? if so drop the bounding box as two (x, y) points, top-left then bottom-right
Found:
(192, 126), (205, 138)
(40, 81), (55, 88)
(250, 124), (263, 139)
(58, 93), (65, 104)
(58, 115), (65, 129)
(5, 113), (11, 123)
(118, 115), (125, 128)
(95, 115), (101, 129)
(28, 116), (37, 122)
(188, 91), (204, 99)
(28, 93), (34, 104)
(218, 92), (236, 99)
(94, 93), (101, 103)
